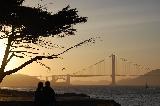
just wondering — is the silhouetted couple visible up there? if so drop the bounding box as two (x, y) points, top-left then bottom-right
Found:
(35, 81), (56, 106)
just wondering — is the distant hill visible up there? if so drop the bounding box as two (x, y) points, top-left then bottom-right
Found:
(0, 74), (40, 88)
(117, 69), (160, 86)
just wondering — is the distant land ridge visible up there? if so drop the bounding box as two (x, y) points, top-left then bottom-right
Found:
(117, 69), (160, 86)
(0, 74), (40, 88)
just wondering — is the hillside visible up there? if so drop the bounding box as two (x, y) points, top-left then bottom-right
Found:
(0, 74), (40, 88)
(117, 69), (160, 86)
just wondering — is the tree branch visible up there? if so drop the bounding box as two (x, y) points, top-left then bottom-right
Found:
(6, 53), (15, 64)
(5, 55), (58, 76)
(56, 38), (94, 56)
(5, 38), (95, 76)
(36, 61), (51, 70)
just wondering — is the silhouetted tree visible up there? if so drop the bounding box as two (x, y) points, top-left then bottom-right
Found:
(0, 0), (92, 82)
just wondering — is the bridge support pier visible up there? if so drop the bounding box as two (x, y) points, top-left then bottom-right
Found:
(46, 76), (49, 81)
(111, 54), (116, 86)
(66, 74), (70, 86)
(51, 75), (70, 86)
(52, 75), (56, 84)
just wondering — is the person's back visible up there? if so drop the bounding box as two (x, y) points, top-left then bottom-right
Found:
(35, 82), (44, 106)
(43, 81), (56, 106)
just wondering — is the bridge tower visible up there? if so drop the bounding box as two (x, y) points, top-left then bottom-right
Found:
(111, 54), (116, 86)
(52, 75), (56, 84)
(66, 74), (70, 86)
(46, 76), (49, 81)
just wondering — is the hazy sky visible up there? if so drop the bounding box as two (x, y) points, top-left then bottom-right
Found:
(1, 0), (160, 78)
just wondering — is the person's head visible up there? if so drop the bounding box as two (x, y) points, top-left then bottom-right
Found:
(37, 82), (43, 89)
(45, 81), (50, 87)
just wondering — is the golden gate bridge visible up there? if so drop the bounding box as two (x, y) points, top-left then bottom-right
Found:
(34, 54), (152, 86)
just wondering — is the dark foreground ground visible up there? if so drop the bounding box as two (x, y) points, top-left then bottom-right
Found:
(0, 99), (120, 106)
(0, 89), (120, 106)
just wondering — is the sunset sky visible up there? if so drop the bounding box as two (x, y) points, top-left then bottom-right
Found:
(0, 0), (160, 80)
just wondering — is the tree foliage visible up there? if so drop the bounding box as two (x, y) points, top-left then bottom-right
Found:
(0, 0), (90, 82)
(0, 0), (87, 42)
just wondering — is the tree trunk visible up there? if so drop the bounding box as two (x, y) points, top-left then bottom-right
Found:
(0, 72), (5, 83)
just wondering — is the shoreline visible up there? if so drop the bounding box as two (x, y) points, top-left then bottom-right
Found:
(0, 89), (121, 106)
(0, 99), (120, 106)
